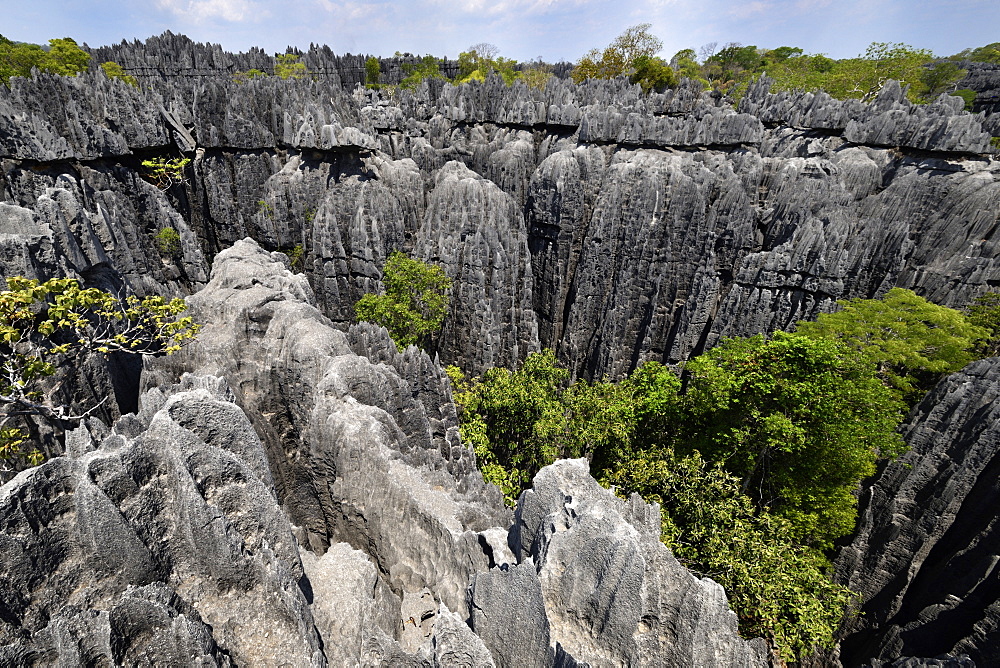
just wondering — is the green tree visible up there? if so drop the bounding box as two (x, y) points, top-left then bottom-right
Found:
(140, 157), (191, 190)
(275, 53), (307, 79)
(669, 48), (707, 86)
(450, 350), (570, 500)
(843, 42), (934, 101)
(453, 348), (857, 659)
(705, 42), (762, 85)
(0, 35), (45, 84)
(965, 291), (1000, 357)
(520, 60), (553, 90)
(0, 35), (90, 85)
(629, 54), (677, 93)
(962, 42), (1000, 63)
(154, 228), (182, 257)
(795, 288), (987, 403)
(456, 44), (520, 85)
(100, 61), (138, 87)
(354, 251), (451, 351)
(398, 54), (445, 90)
(43, 38), (90, 77)
(676, 332), (905, 548)
(917, 60), (967, 101)
(0, 277), (200, 473)
(364, 56), (381, 86)
(571, 23), (671, 90)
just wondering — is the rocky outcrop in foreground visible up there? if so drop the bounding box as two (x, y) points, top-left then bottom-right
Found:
(0, 240), (767, 666)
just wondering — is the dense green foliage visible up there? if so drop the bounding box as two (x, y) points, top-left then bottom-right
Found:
(233, 68), (267, 84)
(0, 35), (90, 85)
(954, 42), (1000, 63)
(354, 252), (451, 351)
(605, 452), (853, 662)
(795, 288), (987, 403)
(675, 332), (905, 549)
(450, 344), (868, 659)
(99, 61), (137, 86)
(0, 278), (199, 472)
(572, 24), (677, 93)
(568, 27), (994, 107)
(451, 288), (992, 659)
(965, 291), (1000, 357)
(398, 54), (446, 90)
(274, 53), (307, 79)
(364, 56), (381, 86)
(154, 228), (182, 257)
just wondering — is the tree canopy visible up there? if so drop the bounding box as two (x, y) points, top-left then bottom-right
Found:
(0, 35), (90, 85)
(795, 288), (987, 403)
(354, 251), (452, 351)
(571, 24), (677, 92)
(675, 332), (905, 548)
(448, 287), (994, 659)
(449, 341), (875, 659)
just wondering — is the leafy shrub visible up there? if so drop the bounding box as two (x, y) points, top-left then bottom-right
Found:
(141, 157), (191, 190)
(275, 53), (307, 79)
(795, 288), (987, 403)
(398, 54), (445, 91)
(154, 228), (182, 257)
(233, 68), (266, 83)
(1, 35), (90, 85)
(605, 451), (853, 663)
(354, 251), (451, 350)
(283, 244), (305, 271)
(100, 61), (138, 87)
(965, 291), (1000, 356)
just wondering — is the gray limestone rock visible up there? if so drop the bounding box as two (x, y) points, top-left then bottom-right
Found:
(469, 561), (552, 668)
(0, 376), (325, 666)
(145, 238), (510, 620)
(835, 358), (1000, 666)
(508, 459), (770, 667)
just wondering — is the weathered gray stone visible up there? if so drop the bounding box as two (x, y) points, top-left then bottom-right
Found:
(0, 377), (325, 666)
(509, 459), (770, 667)
(835, 358), (1000, 666)
(145, 239), (509, 620)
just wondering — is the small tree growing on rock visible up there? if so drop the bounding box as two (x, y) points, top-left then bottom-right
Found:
(0, 277), (200, 473)
(354, 252), (451, 351)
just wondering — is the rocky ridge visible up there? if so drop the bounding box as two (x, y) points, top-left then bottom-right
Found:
(2, 52), (997, 381)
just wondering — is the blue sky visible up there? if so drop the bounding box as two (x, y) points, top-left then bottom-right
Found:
(3, 0), (998, 63)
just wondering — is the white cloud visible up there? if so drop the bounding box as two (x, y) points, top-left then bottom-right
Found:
(428, 0), (593, 18)
(156, 0), (266, 22)
(728, 1), (774, 20)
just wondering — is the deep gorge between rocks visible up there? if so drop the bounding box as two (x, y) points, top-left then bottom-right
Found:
(1, 34), (999, 666)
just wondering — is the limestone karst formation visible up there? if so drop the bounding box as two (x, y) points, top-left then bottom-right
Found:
(1, 34), (999, 666)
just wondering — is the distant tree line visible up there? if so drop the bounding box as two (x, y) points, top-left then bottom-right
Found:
(570, 24), (999, 110)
